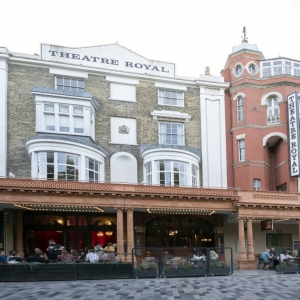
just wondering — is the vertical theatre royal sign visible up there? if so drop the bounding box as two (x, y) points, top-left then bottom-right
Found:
(287, 92), (300, 176)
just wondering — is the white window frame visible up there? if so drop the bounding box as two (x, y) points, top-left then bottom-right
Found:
(159, 122), (185, 146)
(156, 160), (188, 186)
(142, 148), (200, 187)
(158, 89), (184, 107)
(237, 96), (244, 122)
(37, 152), (80, 181)
(85, 157), (101, 182)
(253, 179), (261, 191)
(55, 76), (85, 92)
(43, 103), (85, 134)
(238, 139), (245, 162)
(267, 97), (280, 124)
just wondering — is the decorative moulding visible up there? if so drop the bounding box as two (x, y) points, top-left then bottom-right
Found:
(49, 67), (88, 78)
(155, 82), (187, 91)
(106, 75), (139, 85)
(151, 110), (191, 122)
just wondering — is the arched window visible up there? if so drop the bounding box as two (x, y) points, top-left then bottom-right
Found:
(237, 96), (244, 122)
(267, 97), (280, 124)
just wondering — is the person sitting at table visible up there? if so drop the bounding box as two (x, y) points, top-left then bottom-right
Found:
(27, 250), (48, 263)
(280, 249), (293, 263)
(57, 250), (74, 262)
(85, 249), (99, 263)
(270, 248), (277, 257)
(102, 243), (115, 260)
(261, 248), (273, 270)
(210, 250), (219, 261)
(8, 251), (23, 263)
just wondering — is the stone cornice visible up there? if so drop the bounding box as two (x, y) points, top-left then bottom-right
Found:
(229, 80), (300, 93)
(0, 178), (239, 202)
(231, 123), (287, 132)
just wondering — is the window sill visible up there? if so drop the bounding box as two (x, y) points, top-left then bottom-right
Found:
(109, 142), (138, 146)
(109, 98), (137, 103)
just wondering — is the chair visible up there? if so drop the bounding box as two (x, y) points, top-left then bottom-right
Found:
(257, 257), (269, 270)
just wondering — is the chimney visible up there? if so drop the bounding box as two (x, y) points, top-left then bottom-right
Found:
(205, 66), (210, 75)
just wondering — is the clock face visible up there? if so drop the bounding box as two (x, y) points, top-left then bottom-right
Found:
(235, 65), (242, 75)
(248, 64), (256, 74)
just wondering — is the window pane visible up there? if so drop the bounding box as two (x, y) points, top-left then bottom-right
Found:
(47, 152), (54, 163)
(74, 116), (84, 133)
(56, 77), (63, 85)
(64, 78), (70, 86)
(45, 114), (55, 131)
(59, 105), (69, 113)
(59, 115), (69, 132)
(71, 79), (77, 86)
(73, 106), (83, 114)
(44, 104), (54, 112)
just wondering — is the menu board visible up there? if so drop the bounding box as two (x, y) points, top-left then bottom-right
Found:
(136, 235), (142, 256)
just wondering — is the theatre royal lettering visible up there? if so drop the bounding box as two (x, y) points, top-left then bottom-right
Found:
(41, 44), (175, 77)
(287, 92), (300, 176)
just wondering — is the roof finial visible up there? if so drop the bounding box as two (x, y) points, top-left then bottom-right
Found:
(241, 26), (248, 43)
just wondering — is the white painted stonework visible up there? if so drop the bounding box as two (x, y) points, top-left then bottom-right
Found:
(26, 139), (106, 181)
(110, 152), (137, 184)
(110, 117), (137, 145)
(200, 87), (227, 188)
(41, 44), (175, 78)
(0, 59), (8, 177)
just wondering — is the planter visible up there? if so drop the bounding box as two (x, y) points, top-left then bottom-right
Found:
(9, 263), (77, 281)
(209, 267), (231, 276)
(133, 269), (158, 278)
(185, 268), (207, 277)
(77, 262), (132, 280)
(164, 269), (186, 277)
(0, 264), (9, 282)
(278, 266), (299, 274)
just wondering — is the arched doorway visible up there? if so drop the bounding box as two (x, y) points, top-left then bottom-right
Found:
(144, 216), (215, 248)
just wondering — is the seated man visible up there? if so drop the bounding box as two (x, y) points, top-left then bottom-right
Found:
(27, 250), (48, 263)
(280, 249), (293, 263)
(261, 248), (273, 269)
(57, 250), (74, 262)
(102, 243), (115, 260)
(85, 249), (99, 263)
(0, 250), (7, 262)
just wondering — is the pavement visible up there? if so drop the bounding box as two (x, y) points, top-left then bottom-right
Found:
(1, 270), (300, 299)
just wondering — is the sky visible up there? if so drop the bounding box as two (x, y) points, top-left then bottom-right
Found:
(1, 0), (300, 78)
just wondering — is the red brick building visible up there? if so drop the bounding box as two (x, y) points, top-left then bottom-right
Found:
(222, 38), (299, 193)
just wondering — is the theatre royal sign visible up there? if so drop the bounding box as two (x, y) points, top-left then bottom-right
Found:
(41, 44), (175, 78)
(287, 92), (300, 176)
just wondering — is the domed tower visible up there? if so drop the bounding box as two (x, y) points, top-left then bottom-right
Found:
(222, 27), (298, 192)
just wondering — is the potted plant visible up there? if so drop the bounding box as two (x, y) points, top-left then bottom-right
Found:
(185, 263), (206, 277)
(278, 261), (299, 274)
(164, 263), (186, 277)
(209, 261), (231, 276)
(133, 263), (158, 278)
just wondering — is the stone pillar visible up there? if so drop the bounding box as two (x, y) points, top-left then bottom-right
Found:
(126, 208), (135, 262)
(298, 219), (300, 251)
(116, 207), (124, 261)
(238, 217), (247, 267)
(246, 218), (255, 261)
(15, 210), (24, 257)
